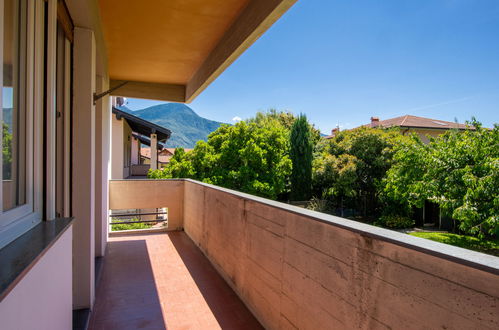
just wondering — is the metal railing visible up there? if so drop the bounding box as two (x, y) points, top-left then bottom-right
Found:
(109, 209), (168, 227)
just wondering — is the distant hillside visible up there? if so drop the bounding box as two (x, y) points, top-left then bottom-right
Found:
(119, 103), (224, 148)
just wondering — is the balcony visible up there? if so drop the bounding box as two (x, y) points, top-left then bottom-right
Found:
(95, 179), (499, 329)
(89, 231), (262, 329)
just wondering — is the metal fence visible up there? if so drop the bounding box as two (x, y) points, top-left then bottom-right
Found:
(109, 208), (168, 228)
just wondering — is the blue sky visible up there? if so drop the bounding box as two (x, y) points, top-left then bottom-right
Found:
(125, 0), (499, 133)
(2, 88), (13, 108)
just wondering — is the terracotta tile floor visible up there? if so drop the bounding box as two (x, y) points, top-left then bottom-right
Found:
(88, 232), (263, 330)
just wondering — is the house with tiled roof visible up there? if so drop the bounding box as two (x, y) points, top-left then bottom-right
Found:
(140, 147), (194, 168)
(111, 107), (172, 178)
(325, 115), (473, 143)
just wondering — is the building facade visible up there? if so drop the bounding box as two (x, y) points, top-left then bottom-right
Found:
(326, 115), (473, 143)
(0, 1), (299, 328)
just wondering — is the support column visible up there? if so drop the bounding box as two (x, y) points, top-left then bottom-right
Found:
(111, 116), (125, 179)
(94, 75), (110, 258)
(72, 27), (96, 309)
(150, 133), (158, 170)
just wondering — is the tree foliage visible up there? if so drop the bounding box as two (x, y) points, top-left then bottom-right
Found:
(147, 147), (195, 180)
(290, 114), (313, 200)
(313, 126), (410, 216)
(248, 109), (322, 144)
(149, 111), (292, 199)
(383, 120), (498, 237)
(2, 123), (12, 179)
(148, 108), (497, 238)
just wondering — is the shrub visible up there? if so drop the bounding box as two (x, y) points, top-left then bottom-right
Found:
(111, 221), (153, 231)
(375, 215), (415, 229)
(306, 197), (330, 213)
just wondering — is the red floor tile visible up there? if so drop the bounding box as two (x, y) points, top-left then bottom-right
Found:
(89, 232), (263, 330)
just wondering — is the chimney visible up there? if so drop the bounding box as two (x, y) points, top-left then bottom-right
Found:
(371, 116), (380, 127)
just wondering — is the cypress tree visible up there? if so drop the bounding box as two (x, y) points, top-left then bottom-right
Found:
(290, 114), (313, 200)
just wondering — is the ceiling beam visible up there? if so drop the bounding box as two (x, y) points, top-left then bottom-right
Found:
(109, 80), (186, 102)
(185, 0), (298, 103)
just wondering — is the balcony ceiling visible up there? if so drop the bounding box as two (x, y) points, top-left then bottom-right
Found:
(98, 0), (297, 102)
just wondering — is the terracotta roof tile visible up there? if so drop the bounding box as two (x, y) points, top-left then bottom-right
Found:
(141, 147), (193, 164)
(324, 115), (473, 138)
(361, 115), (471, 130)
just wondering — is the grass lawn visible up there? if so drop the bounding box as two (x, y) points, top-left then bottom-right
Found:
(110, 221), (153, 231)
(409, 232), (499, 257)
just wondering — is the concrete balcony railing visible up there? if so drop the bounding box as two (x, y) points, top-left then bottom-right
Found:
(109, 179), (499, 329)
(130, 164), (151, 176)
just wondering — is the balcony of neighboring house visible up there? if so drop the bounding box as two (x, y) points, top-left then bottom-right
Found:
(135, 145), (175, 177)
(111, 107), (171, 179)
(85, 179), (499, 329)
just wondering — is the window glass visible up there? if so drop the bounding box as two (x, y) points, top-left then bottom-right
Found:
(3, 0), (27, 211)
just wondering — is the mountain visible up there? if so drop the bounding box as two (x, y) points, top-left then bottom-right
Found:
(119, 103), (224, 148)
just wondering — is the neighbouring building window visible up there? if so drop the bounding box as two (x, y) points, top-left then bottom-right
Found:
(2, 0), (27, 211)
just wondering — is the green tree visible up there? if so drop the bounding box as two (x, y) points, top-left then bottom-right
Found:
(148, 147), (195, 179)
(249, 109), (322, 145)
(249, 109), (296, 130)
(290, 114), (313, 200)
(2, 123), (12, 179)
(313, 153), (357, 215)
(380, 135), (426, 217)
(383, 120), (498, 237)
(313, 126), (408, 216)
(149, 112), (292, 200)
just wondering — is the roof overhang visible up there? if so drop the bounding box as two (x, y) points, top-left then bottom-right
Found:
(396, 125), (473, 131)
(132, 133), (164, 150)
(98, 0), (298, 103)
(112, 107), (171, 142)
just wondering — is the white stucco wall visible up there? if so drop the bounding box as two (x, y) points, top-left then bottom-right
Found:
(111, 116), (124, 179)
(111, 115), (132, 179)
(131, 135), (140, 165)
(402, 128), (448, 144)
(413, 128), (444, 144)
(0, 227), (73, 330)
(94, 75), (110, 258)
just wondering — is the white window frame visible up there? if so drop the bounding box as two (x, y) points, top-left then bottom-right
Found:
(45, 0), (57, 220)
(55, 20), (72, 219)
(0, 0), (44, 249)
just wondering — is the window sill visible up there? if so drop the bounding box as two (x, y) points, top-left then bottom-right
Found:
(0, 218), (73, 302)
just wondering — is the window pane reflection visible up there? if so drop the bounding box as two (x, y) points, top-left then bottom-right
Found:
(3, 0), (27, 211)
